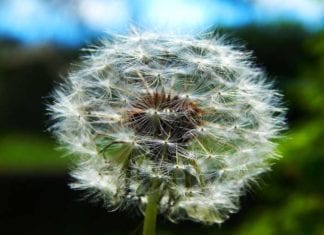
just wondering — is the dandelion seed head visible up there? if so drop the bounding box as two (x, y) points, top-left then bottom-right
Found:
(48, 30), (286, 224)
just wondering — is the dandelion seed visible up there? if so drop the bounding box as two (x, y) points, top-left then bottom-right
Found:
(48, 31), (286, 233)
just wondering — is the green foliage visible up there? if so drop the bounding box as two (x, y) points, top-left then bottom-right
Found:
(0, 134), (68, 172)
(234, 29), (324, 235)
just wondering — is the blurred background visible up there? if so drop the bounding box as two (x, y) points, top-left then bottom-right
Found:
(0, 0), (323, 234)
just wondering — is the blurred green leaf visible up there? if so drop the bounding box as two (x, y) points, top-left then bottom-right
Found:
(0, 133), (68, 173)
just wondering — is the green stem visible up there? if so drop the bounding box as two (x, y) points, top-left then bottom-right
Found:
(143, 187), (160, 235)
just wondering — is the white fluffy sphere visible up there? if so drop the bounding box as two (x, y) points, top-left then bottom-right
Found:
(49, 31), (285, 224)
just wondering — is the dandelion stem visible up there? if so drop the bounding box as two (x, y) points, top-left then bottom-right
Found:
(143, 184), (160, 235)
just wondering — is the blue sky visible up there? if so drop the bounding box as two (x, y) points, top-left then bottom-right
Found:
(0, 0), (323, 46)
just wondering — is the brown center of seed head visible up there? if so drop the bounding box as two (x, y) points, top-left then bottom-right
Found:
(127, 90), (203, 160)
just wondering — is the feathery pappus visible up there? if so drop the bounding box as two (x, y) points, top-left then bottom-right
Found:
(48, 30), (286, 224)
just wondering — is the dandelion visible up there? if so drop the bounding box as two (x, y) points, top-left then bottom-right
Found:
(48, 30), (285, 235)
